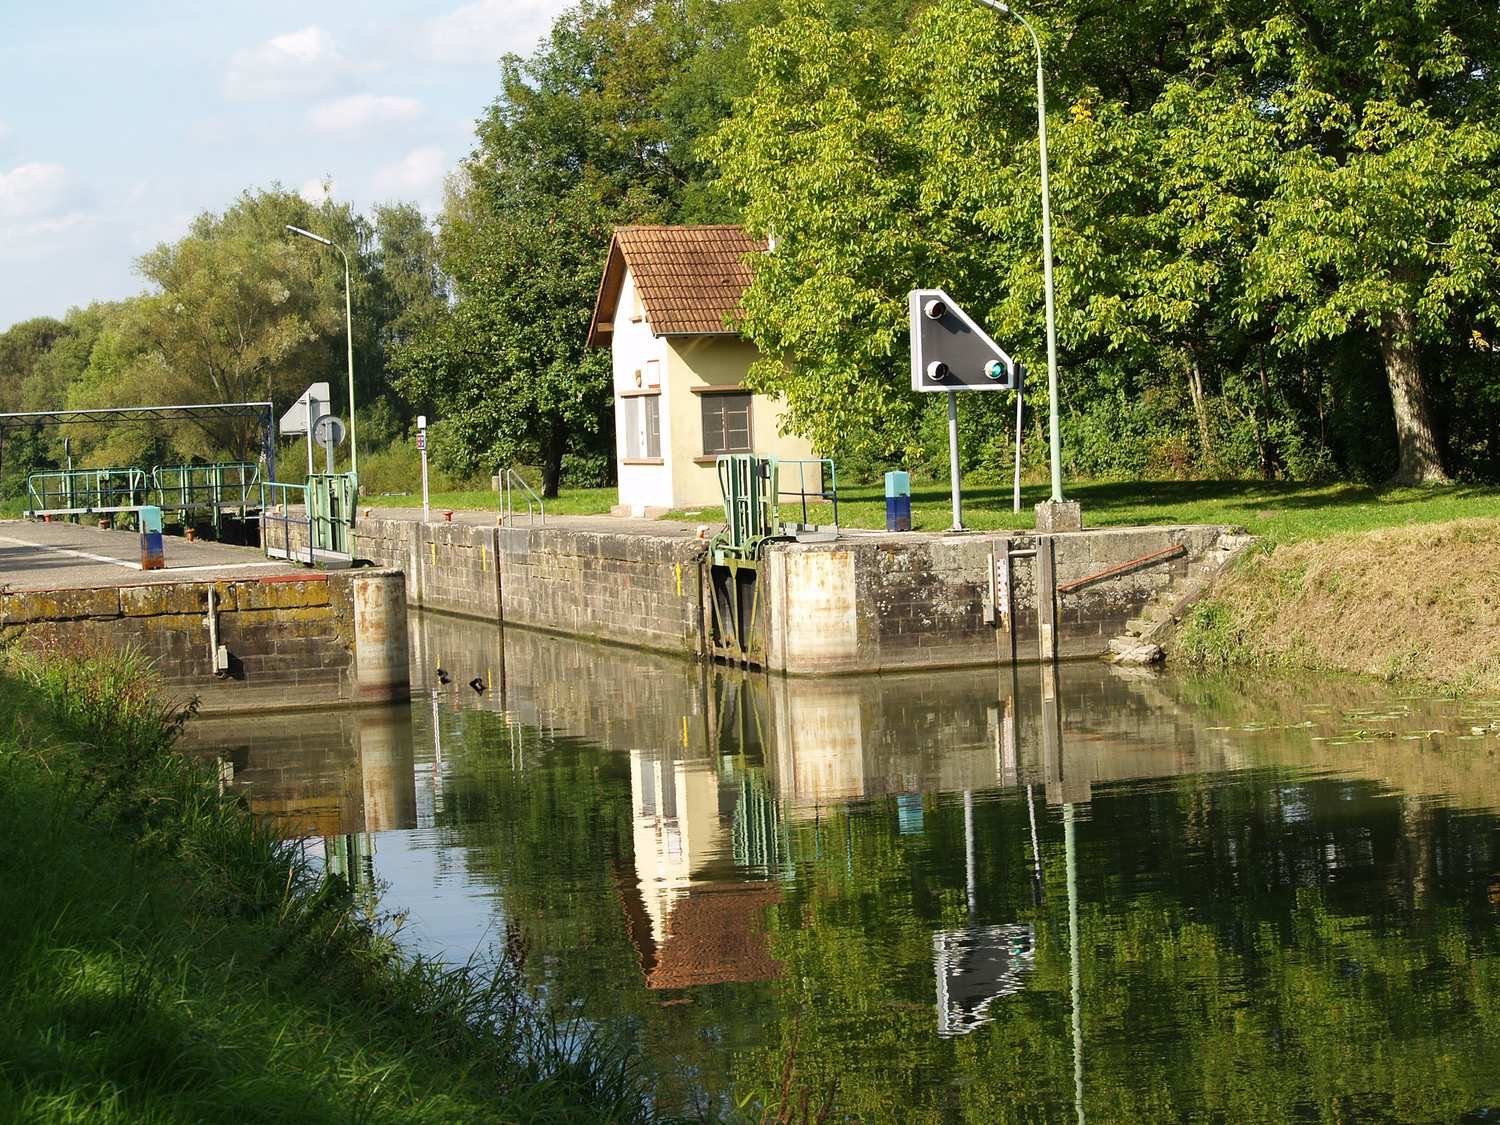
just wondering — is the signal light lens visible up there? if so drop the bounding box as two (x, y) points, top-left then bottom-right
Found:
(984, 360), (1006, 380)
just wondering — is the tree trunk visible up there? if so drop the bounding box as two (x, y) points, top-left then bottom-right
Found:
(1186, 347), (1214, 467)
(540, 425), (565, 500)
(1378, 304), (1448, 484)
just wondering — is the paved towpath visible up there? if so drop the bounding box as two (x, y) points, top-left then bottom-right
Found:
(359, 505), (708, 537)
(0, 519), (302, 591)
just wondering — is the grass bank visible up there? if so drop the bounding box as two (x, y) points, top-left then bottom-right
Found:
(0, 646), (650, 1123)
(1171, 517), (1500, 695)
(667, 478), (1500, 543)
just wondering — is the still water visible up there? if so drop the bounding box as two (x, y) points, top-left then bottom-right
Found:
(184, 611), (1500, 1122)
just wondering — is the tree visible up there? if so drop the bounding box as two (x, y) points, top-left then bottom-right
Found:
(708, 0), (1500, 484)
(68, 189), (349, 463)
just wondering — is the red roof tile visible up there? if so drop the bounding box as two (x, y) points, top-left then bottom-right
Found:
(587, 225), (765, 347)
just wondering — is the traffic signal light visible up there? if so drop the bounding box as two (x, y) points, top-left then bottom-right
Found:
(909, 288), (1018, 393)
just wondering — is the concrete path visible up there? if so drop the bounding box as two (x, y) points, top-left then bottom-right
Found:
(0, 519), (301, 590)
(360, 505), (708, 538)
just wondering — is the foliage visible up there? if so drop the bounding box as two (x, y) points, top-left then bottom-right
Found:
(709, 0), (1500, 485)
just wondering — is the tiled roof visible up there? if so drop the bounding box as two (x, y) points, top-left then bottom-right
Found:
(587, 225), (765, 347)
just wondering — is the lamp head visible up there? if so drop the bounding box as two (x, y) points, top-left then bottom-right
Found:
(285, 224), (333, 246)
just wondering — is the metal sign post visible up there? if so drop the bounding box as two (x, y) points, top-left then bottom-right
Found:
(947, 392), (963, 531)
(417, 415), (429, 524)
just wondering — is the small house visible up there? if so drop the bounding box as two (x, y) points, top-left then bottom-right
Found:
(587, 225), (816, 514)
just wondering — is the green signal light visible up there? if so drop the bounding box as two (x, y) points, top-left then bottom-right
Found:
(984, 360), (1007, 380)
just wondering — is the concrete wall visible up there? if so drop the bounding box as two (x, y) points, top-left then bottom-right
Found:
(612, 268), (675, 511)
(762, 525), (1231, 675)
(496, 525), (707, 656)
(0, 569), (409, 712)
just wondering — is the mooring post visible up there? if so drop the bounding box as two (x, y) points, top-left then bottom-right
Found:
(1037, 535), (1059, 662)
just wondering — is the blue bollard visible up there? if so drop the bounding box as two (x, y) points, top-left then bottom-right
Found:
(139, 505), (165, 570)
(885, 470), (912, 532)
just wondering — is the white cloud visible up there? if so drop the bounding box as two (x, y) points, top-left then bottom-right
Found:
(372, 146), (446, 205)
(308, 94), (421, 135)
(0, 162), (69, 220)
(423, 0), (558, 65)
(299, 176), (335, 205)
(225, 26), (346, 100)
(0, 162), (95, 264)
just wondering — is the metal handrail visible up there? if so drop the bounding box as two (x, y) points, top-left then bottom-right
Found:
(259, 480), (314, 565)
(25, 467), (149, 517)
(498, 468), (545, 526)
(774, 457), (839, 530)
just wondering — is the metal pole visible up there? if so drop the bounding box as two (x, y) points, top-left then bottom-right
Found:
(1013, 378), (1024, 513)
(947, 390), (963, 531)
(418, 416), (430, 524)
(974, 4), (1063, 503)
(339, 246), (358, 480)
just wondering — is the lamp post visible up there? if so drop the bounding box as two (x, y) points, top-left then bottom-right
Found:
(973, 0), (1063, 506)
(285, 225), (358, 479)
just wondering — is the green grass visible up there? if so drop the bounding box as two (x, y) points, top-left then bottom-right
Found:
(0, 646), (651, 1123)
(370, 485), (617, 518)
(672, 478), (1500, 544)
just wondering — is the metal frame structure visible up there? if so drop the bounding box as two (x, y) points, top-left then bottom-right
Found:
(0, 401), (279, 484)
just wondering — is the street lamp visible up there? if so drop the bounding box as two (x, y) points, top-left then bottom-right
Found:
(973, 0), (1063, 505)
(285, 224), (358, 479)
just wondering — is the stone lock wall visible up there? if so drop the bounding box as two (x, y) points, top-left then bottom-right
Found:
(761, 525), (1232, 675)
(496, 526), (707, 655)
(0, 570), (409, 712)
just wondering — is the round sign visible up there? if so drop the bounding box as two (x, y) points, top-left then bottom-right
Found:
(312, 413), (346, 448)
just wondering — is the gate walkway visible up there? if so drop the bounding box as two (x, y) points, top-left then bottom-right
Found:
(0, 520), (297, 590)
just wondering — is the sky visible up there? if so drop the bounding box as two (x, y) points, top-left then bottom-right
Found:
(0, 0), (573, 330)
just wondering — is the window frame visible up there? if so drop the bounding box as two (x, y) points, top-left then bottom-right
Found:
(699, 390), (753, 456)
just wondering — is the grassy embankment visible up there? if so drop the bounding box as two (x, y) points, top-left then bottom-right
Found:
(0, 646), (650, 1123)
(1173, 517), (1500, 696)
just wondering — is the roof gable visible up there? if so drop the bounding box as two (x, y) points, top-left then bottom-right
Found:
(587, 225), (765, 347)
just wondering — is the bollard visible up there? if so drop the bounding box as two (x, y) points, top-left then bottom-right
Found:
(139, 506), (165, 570)
(885, 470), (912, 532)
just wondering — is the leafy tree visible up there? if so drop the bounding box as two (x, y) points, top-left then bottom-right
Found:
(0, 317), (68, 413)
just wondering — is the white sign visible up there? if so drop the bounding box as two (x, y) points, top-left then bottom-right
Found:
(279, 382), (331, 436)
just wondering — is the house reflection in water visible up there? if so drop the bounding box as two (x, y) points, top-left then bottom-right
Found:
(618, 749), (782, 989)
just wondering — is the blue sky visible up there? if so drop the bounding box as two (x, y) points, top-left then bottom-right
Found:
(0, 0), (572, 329)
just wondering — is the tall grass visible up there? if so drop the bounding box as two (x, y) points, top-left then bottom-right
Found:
(0, 643), (653, 1123)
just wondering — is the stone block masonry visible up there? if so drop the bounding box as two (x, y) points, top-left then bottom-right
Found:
(0, 569), (409, 712)
(496, 526), (707, 655)
(762, 525), (1235, 675)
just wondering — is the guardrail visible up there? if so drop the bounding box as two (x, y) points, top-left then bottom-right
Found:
(775, 457), (840, 531)
(498, 467), (544, 526)
(260, 480), (315, 565)
(25, 468), (149, 518)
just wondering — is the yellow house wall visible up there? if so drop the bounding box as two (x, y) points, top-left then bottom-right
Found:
(663, 336), (817, 510)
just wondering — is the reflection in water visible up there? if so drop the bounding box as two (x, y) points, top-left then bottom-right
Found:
(184, 705), (418, 897)
(182, 613), (1500, 1122)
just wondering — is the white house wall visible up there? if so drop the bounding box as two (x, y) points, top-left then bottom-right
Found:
(612, 268), (675, 511)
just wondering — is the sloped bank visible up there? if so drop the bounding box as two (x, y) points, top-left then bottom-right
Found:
(0, 646), (651, 1123)
(1169, 518), (1500, 695)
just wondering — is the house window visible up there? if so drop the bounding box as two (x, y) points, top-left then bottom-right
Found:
(702, 392), (753, 455)
(623, 394), (661, 460)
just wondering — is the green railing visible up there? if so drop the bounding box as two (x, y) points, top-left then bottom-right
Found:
(153, 462), (262, 534)
(25, 468), (149, 518)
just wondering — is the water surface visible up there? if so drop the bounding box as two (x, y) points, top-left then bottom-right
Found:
(184, 613), (1500, 1122)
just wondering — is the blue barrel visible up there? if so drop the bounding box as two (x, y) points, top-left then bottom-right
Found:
(139, 505), (165, 570)
(885, 470), (911, 532)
